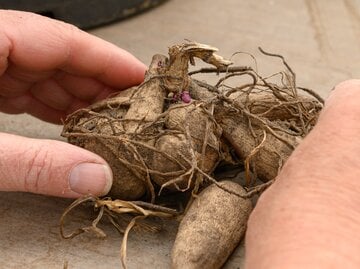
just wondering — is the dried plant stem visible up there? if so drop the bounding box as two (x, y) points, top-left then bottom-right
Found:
(245, 130), (267, 185)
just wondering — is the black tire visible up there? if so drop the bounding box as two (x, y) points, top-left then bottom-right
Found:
(0, 0), (168, 29)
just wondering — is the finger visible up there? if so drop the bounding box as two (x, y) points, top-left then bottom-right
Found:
(0, 61), (56, 98)
(245, 80), (360, 269)
(54, 71), (115, 102)
(296, 79), (360, 169)
(23, 95), (89, 124)
(0, 59), (114, 103)
(1, 67), (111, 116)
(259, 79), (360, 185)
(0, 94), (68, 123)
(0, 133), (113, 198)
(29, 74), (100, 116)
(320, 79), (360, 128)
(30, 78), (74, 111)
(0, 67), (33, 98)
(0, 29), (10, 75)
(0, 87), (91, 124)
(1, 10), (146, 89)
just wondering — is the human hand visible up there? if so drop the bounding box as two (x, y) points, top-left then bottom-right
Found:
(0, 10), (146, 198)
(245, 80), (360, 268)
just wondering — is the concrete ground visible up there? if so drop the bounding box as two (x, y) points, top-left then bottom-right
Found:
(1, 0), (360, 268)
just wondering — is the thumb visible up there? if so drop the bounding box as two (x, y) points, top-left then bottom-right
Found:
(0, 132), (113, 198)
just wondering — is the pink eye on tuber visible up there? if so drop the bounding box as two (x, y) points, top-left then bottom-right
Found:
(181, 91), (191, 103)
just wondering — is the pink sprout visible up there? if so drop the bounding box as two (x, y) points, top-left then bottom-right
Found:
(181, 91), (192, 103)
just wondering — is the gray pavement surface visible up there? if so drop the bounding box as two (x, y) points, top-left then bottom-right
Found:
(1, 0), (360, 268)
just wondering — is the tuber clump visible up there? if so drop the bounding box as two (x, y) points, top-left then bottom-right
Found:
(61, 41), (323, 268)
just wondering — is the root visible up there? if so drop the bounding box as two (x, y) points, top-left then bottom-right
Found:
(60, 195), (178, 269)
(188, 66), (252, 76)
(245, 130), (267, 185)
(60, 196), (105, 239)
(189, 47), (322, 184)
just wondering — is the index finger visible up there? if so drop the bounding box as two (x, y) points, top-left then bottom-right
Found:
(0, 10), (146, 89)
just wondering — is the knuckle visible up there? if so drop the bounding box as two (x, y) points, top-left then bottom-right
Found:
(56, 21), (82, 38)
(22, 145), (52, 193)
(326, 79), (360, 113)
(334, 79), (360, 93)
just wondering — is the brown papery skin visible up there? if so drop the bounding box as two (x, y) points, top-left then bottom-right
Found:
(62, 55), (169, 200)
(152, 102), (221, 190)
(171, 181), (252, 269)
(216, 105), (298, 182)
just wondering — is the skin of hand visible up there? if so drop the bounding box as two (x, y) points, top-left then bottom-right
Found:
(0, 10), (146, 198)
(245, 79), (360, 268)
